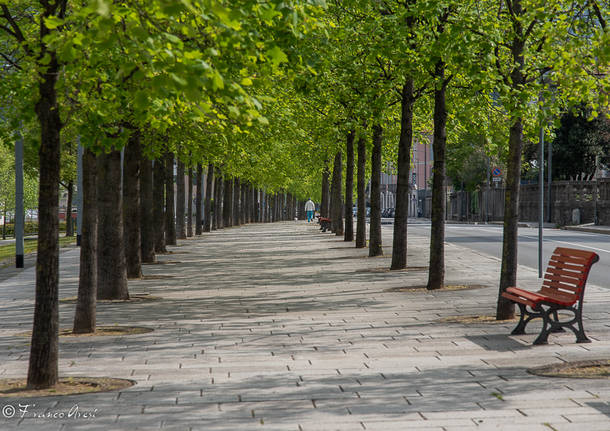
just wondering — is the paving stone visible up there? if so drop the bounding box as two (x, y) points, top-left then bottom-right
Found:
(1, 221), (609, 430)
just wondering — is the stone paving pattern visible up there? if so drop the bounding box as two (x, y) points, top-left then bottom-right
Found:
(1, 221), (609, 430)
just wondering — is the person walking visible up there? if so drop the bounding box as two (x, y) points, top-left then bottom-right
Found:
(304, 199), (315, 222)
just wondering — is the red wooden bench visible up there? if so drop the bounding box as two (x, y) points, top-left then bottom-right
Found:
(318, 217), (331, 232)
(501, 247), (599, 345)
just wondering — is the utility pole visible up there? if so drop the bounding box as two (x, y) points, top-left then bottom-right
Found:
(538, 121), (544, 279)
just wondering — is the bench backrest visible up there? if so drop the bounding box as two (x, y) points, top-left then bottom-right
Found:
(541, 247), (599, 302)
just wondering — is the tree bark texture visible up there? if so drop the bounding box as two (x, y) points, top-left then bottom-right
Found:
(97, 150), (129, 300)
(153, 159), (167, 253)
(214, 171), (222, 229)
(498, 118), (523, 319)
(241, 182), (247, 224)
(320, 162), (330, 218)
(140, 157), (155, 263)
(73, 149), (97, 334)
(427, 63), (448, 290)
(245, 183), (252, 223)
(65, 181), (74, 236)
(164, 152), (176, 245)
(176, 159), (186, 239)
(195, 164), (203, 234)
(356, 135), (367, 248)
(391, 79), (415, 270)
(344, 131), (355, 241)
(233, 178), (241, 226)
(223, 177), (233, 227)
(331, 151), (344, 235)
(123, 130), (142, 279)
(204, 164), (213, 232)
(369, 125), (383, 257)
(187, 167), (193, 237)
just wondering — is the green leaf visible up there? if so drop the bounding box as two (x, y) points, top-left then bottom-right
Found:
(44, 16), (64, 30)
(211, 70), (224, 90)
(266, 46), (288, 67)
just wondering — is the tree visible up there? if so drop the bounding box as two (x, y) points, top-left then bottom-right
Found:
(369, 125), (383, 257)
(551, 108), (610, 179)
(73, 149), (97, 333)
(124, 130), (142, 279)
(97, 149), (128, 300)
(344, 130), (355, 241)
(330, 150), (344, 235)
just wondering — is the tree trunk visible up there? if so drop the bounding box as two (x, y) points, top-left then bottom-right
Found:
(204, 164), (213, 232)
(187, 167), (193, 237)
(214, 171), (223, 229)
(497, 3), (526, 320)
(344, 131), (355, 241)
(195, 163), (203, 234)
(255, 187), (259, 222)
(165, 152), (176, 245)
(97, 150), (129, 300)
(427, 63), (448, 290)
(391, 79), (415, 270)
(233, 178), (241, 226)
(176, 159), (186, 239)
(369, 125), (383, 257)
(123, 130), (142, 279)
(497, 118), (523, 319)
(356, 135), (367, 248)
(73, 149), (97, 334)
(140, 157), (155, 263)
(27, 1), (66, 389)
(65, 181), (74, 236)
(223, 177), (233, 227)
(245, 183), (251, 223)
(331, 151), (344, 235)
(241, 182), (247, 224)
(321, 162), (330, 218)
(153, 159), (167, 253)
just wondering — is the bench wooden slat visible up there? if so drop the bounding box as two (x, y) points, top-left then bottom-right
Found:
(549, 255), (589, 266)
(545, 266), (585, 281)
(538, 288), (579, 306)
(541, 278), (582, 293)
(547, 261), (590, 272)
(554, 247), (598, 260)
(501, 291), (536, 309)
(543, 274), (581, 289)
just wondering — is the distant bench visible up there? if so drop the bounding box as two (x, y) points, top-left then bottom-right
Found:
(501, 247), (599, 345)
(318, 217), (331, 232)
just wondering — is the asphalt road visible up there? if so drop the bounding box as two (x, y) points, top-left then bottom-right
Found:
(406, 222), (610, 289)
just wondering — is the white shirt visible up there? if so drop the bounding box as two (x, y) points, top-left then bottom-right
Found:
(304, 200), (315, 211)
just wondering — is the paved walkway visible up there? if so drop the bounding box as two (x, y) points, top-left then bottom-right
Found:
(1, 221), (609, 431)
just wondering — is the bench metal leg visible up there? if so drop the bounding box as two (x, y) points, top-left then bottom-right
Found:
(510, 303), (529, 335)
(550, 310), (565, 333)
(573, 306), (590, 343)
(535, 305), (590, 345)
(533, 308), (552, 345)
(510, 303), (543, 336)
